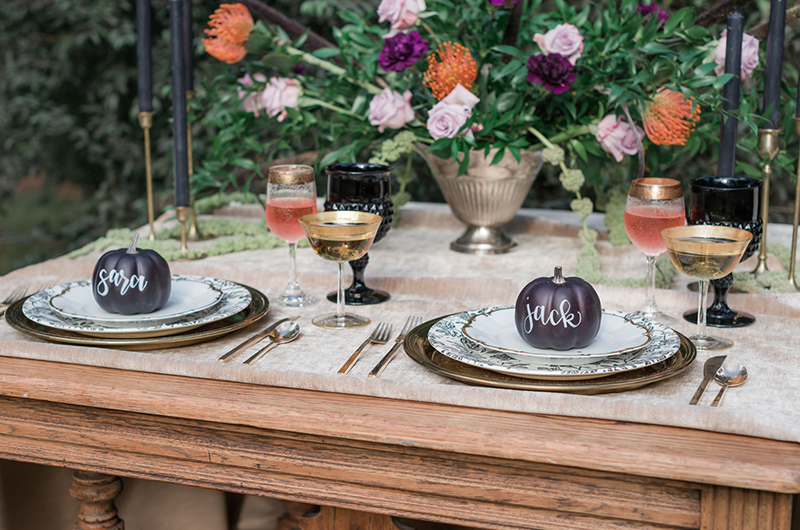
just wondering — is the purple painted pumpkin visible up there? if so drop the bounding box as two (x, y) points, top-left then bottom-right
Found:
(92, 233), (171, 314)
(514, 266), (602, 350)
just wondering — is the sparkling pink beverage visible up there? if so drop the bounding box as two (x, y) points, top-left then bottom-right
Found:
(266, 197), (317, 243)
(624, 205), (685, 256)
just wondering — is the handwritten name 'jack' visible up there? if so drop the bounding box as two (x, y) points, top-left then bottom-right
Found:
(521, 299), (582, 333)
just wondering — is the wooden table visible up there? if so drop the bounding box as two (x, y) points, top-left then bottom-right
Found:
(0, 353), (798, 530)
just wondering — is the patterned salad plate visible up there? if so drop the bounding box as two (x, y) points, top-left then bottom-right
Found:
(428, 308), (680, 380)
(461, 306), (651, 361)
(6, 283), (269, 350)
(22, 275), (252, 338)
(49, 275), (224, 327)
(406, 316), (695, 394)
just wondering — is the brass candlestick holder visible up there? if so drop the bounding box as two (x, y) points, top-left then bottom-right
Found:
(138, 111), (156, 240)
(176, 206), (190, 256)
(185, 90), (202, 242)
(789, 119), (800, 289)
(753, 128), (780, 276)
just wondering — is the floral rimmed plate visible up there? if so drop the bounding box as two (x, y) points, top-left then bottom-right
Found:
(428, 309), (680, 380)
(49, 275), (224, 327)
(406, 317), (695, 394)
(461, 307), (651, 361)
(22, 275), (252, 338)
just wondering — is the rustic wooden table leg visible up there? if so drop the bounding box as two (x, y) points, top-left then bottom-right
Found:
(701, 485), (793, 530)
(278, 501), (319, 530)
(69, 470), (125, 530)
(299, 506), (413, 530)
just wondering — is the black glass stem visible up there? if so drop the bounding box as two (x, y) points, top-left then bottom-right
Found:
(324, 163), (393, 305)
(685, 176), (762, 327)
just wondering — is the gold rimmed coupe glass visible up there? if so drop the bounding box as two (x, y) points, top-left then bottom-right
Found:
(623, 178), (685, 323)
(662, 225), (752, 351)
(298, 211), (382, 329)
(266, 164), (318, 307)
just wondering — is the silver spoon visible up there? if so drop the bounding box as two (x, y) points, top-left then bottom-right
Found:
(710, 361), (748, 407)
(243, 320), (300, 365)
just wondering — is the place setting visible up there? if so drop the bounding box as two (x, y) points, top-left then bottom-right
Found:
(4, 233), (270, 350)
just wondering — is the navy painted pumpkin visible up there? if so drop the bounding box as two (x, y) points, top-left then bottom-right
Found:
(514, 266), (602, 350)
(92, 233), (171, 314)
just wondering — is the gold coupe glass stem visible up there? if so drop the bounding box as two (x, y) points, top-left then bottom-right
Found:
(138, 112), (155, 240)
(790, 119), (800, 289)
(337, 261), (346, 326)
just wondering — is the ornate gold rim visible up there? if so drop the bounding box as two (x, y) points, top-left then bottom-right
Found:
(628, 178), (683, 200)
(404, 316), (696, 395)
(5, 284), (269, 351)
(268, 164), (315, 185)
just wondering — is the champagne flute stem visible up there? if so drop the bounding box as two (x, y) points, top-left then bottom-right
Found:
(337, 261), (346, 325)
(641, 254), (658, 316)
(697, 279), (709, 340)
(284, 242), (302, 297)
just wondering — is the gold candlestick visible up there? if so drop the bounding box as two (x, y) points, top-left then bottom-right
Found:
(185, 90), (202, 241)
(176, 206), (190, 256)
(753, 128), (780, 276)
(789, 119), (800, 289)
(138, 112), (156, 240)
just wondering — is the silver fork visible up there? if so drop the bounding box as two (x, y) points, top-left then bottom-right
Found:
(338, 322), (392, 374)
(0, 287), (29, 318)
(368, 316), (423, 378)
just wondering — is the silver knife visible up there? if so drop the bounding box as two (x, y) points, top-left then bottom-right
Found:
(218, 316), (299, 363)
(689, 355), (727, 405)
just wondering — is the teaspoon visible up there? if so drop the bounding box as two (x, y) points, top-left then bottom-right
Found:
(244, 320), (300, 365)
(710, 361), (748, 407)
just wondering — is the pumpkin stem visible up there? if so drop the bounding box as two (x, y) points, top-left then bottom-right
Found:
(127, 233), (140, 254)
(553, 266), (565, 284)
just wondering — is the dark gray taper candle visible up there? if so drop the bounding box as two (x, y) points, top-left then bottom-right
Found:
(718, 12), (743, 178)
(169, 0), (189, 207)
(136, 0), (152, 112)
(764, 0), (786, 126)
(182, 0), (194, 92)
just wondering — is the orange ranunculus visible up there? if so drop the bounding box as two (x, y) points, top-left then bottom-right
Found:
(203, 4), (254, 64)
(423, 42), (478, 101)
(643, 87), (701, 146)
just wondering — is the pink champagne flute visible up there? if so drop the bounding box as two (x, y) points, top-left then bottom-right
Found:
(266, 165), (318, 307)
(623, 178), (685, 321)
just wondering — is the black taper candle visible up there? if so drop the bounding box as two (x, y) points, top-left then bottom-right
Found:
(718, 12), (743, 178)
(135, 0), (153, 112)
(182, 0), (194, 92)
(764, 0), (786, 125)
(169, 0), (190, 207)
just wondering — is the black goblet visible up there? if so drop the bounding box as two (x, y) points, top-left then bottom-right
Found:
(684, 176), (762, 327)
(323, 163), (393, 305)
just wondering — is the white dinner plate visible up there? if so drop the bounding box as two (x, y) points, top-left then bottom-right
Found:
(461, 306), (651, 362)
(23, 275), (252, 338)
(427, 309), (680, 380)
(49, 276), (224, 327)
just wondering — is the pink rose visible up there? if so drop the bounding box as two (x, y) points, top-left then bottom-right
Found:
(533, 23), (584, 65)
(237, 73), (267, 117)
(377, 0), (425, 34)
(714, 30), (760, 80)
(595, 114), (644, 162)
(440, 83), (480, 111)
(369, 88), (414, 132)
(261, 77), (300, 122)
(426, 101), (473, 140)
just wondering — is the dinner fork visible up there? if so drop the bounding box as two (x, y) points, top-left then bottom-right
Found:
(368, 316), (423, 378)
(0, 287), (28, 318)
(338, 322), (392, 374)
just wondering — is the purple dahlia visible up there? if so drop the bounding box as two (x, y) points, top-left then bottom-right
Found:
(526, 53), (576, 94)
(378, 31), (429, 72)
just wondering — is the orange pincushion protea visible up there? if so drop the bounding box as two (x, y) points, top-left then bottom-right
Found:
(423, 42), (478, 100)
(203, 4), (254, 64)
(643, 87), (701, 146)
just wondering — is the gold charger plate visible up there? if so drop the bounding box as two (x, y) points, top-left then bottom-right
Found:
(404, 316), (696, 395)
(5, 284), (269, 351)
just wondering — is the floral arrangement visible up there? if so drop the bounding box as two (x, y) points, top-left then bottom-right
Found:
(199, 0), (765, 280)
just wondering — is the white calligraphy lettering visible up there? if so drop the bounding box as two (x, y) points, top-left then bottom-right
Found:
(95, 268), (148, 297)
(523, 298), (582, 332)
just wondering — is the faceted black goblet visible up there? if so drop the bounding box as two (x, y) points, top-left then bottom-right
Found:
(684, 176), (762, 327)
(323, 163), (393, 305)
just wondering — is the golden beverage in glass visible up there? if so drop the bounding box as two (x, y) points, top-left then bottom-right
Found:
(662, 225), (752, 351)
(298, 211), (382, 329)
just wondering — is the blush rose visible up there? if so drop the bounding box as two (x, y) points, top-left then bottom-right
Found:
(369, 88), (415, 132)
(261, 77), (301, 122)
(377, 0), (426, 35)
(533, 23), (584, 65)
(595, 115), (645, 162)
(237, 73), (267, 117)
(714, 30), (760, 81)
